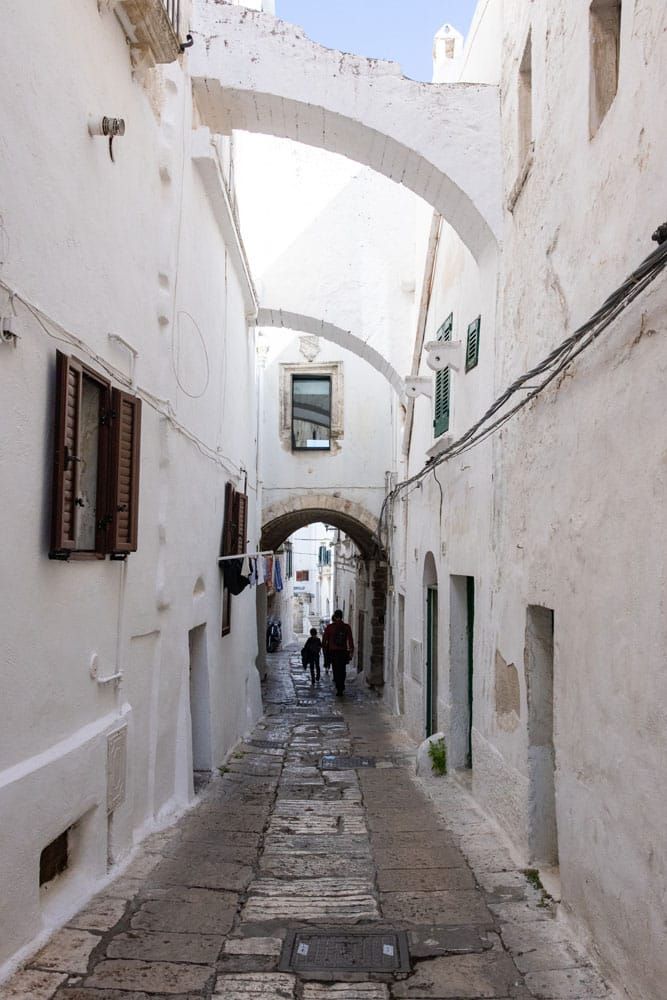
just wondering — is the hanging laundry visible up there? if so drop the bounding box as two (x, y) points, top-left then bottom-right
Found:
(222, 558), (251, 596)
(241, 555), (251, 578)
(273, 556), (283, 592)
(249, 557), (259, 587)
(264, 556), (274, 593)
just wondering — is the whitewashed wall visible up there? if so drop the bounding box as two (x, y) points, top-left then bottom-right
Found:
(0, 0), (261, 974)
(398, 2), (667, 997)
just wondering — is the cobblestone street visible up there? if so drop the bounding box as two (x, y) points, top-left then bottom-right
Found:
(2, 652), (616, 1000)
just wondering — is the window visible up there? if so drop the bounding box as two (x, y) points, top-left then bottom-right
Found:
(296, 570), (310, 582)
(433, 314), (452, 438)
(220, 482), (248, 636)
(40, 828), (69, 886)
(50, 351), (141, 560)
(590, 0), (621, 137)
(291, 375), (331, 450)
(465, 317), (481, 372)
(318, 545), (331, 567)
(518, 32), (533, 165)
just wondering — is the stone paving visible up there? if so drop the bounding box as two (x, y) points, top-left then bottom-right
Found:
(1, 651), (617, 1000)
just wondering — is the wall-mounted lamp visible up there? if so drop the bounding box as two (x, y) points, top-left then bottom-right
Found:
(424, 339), (465, 372)
(88, 116), (126, 162)
(1, 316), (18, 346)
(404, 376), (433, 398)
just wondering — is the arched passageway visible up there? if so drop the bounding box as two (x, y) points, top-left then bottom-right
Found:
(190, 3), (501, 261)
(254, 308), (405, 397)
(261, 498), (388, 688)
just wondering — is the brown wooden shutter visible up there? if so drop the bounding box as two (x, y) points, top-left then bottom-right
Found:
(50, 351), (82, 556)
(223, 482), (235, 556)
(108, 388), (142, 553)
(233, 492), (248, 555)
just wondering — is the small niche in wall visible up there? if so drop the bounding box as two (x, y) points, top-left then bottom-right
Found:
(40, 827), (70, 887)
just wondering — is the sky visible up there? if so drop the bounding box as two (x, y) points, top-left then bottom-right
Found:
(276, 0), (479, 82)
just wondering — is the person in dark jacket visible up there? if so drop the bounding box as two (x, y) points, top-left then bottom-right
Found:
(322, 610), (354, 696)
(302, 628), (323, 685)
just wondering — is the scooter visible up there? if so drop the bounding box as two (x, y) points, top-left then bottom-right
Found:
(266, 620), (281, 653)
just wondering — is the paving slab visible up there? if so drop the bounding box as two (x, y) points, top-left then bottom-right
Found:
(149, 857), (253, 891)
(31, 928), (101, 974)
(377, 867), (475, 892)
(373, 846), (465, 870)
(68, 897), (129, 932)
(131, 896), (237, 935)
(0, 970), (67, 1000)
(391, 952), (527, 997)
(524, 966), (610, 998)
(303, 986), (390, 999)
(106, 930), (223, 964)
(407, 924), (494, 957)
(380, 889), (492, 925)
(84, 959), (212, 994)
(213, 972), (296, 997)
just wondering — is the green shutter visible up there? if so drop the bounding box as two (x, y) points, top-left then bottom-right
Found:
(433, 314), (452, 437)
(465, 316), (481, 372)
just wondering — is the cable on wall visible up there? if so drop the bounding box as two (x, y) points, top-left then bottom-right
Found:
(378, 231), (667, 550)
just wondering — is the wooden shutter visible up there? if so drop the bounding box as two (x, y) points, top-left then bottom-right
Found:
(465, 316), (481, 372)
(222, 482), (234, 556)
(233, 491), (248, 555)
(108, 388), (142, 553)
(50, 351), (82, 556)
(433, 314), (452, 438)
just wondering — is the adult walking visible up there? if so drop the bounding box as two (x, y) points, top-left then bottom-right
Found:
(322, 609), (354, 697)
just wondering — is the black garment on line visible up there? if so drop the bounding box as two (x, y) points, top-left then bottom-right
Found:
(222, 558), (250, 596)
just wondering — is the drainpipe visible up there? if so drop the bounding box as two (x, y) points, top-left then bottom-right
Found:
(403, 211), (442, 457)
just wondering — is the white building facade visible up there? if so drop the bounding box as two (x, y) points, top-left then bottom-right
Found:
(1, 1), (667, 997)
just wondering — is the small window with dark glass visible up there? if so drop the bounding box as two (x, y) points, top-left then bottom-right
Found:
(291, 375), (331, 450)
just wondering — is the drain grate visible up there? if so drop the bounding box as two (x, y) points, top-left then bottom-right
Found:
(279, 930), (410, 974)
(321, 754), (376, 770)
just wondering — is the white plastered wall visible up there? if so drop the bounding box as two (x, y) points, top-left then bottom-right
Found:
(0, 0), (261, 973)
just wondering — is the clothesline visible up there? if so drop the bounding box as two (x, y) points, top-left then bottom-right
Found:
(218, 550), (274, 563)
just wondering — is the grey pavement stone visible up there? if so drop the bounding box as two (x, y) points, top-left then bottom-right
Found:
(0, 970), (67, 1000)
(408, 924), (494, 957)
(381, 889), (492, 925)
(303, 986), (389, 999)
(366, 811), (445, 833)
(213, 972), (296, 997)
(68, 897), (128, 932)
(56, 992), (191, 1000)
(84, 959), (212, 994)
(524, 966), (610, 998)
(106, 931), (223, 964)
(149, 857), (253, 891)
(31, 928), (101, 974)
(132, 895), (237, 935)
(391, 952), (527, 998)
(373, 846), (465, 870)
(377, 867), (475, 892)
(224, 937), (283, 955)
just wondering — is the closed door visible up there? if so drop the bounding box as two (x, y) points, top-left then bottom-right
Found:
(426, 587), (438, 737)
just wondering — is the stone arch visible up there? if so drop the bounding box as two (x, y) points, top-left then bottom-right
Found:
(261, 494), (387, 686)
(191, 4), (501, 261)
(255, 308), (405, 396)
(261, 494), (379, 557)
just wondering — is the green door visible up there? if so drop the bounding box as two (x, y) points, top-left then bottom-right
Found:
(466, 577), (475, 767)
(426, 587), (438, 737)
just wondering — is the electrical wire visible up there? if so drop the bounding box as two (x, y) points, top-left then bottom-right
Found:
(378, 234), (667, 550)
(0, 276), (250, 487)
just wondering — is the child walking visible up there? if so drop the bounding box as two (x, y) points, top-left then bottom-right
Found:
(302, 628), (322, 685)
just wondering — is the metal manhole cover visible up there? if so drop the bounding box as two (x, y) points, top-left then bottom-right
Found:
(321, 754), (376, 770)
(279, 930), (410, 974)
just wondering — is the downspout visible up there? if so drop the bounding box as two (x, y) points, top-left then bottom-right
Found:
(403, 211), (442, 457)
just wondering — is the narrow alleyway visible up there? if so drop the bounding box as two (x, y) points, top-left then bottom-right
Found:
(3, 653), (615, 1000)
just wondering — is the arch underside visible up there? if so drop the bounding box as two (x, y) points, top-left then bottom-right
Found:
(255, 309), (405, 396)
(191, 5), (502, 261)
(262, 508), (378, 559)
